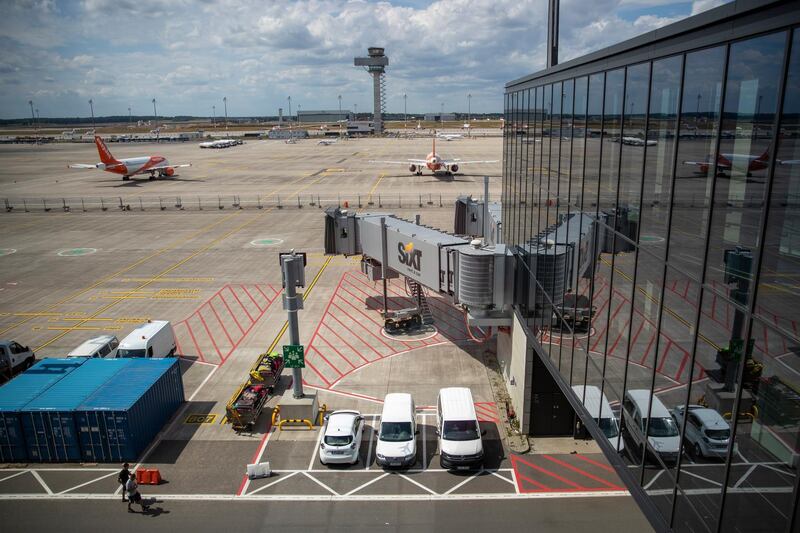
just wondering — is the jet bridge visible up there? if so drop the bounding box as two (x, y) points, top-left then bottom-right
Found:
(324, 208), (514, 327)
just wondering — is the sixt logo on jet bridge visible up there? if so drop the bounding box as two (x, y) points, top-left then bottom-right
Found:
(397, 241), (422, 272)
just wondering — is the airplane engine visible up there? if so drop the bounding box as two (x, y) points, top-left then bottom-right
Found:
(164, 167), (175, 176)
(96, 163), (106, 170)
(408, 164), (417, 173)
(449, 164), (459, 173)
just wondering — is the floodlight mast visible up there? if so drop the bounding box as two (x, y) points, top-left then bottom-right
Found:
(354, 47), (388, 135)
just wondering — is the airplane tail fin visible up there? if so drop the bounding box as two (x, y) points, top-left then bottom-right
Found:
(94, 136), (119, 165)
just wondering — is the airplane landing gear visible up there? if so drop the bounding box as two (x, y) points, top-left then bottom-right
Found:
(122, 176), (131, 181)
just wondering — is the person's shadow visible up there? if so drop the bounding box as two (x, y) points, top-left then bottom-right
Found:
(139, 498), (170, 517)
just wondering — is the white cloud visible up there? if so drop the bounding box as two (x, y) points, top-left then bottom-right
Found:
(0, 0), (716, 118)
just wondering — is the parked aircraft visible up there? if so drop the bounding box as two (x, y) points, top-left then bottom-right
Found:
(370, 136), (496, 176)
(436, 132), (463, 141)
(199, 139), (239, 149)
(622, 136), (657, 146)
(683, 148), (799, 176)
(68, 136), (190, 181)
(318, 139), (337, 145)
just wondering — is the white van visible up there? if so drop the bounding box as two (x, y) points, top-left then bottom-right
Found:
(117, 320), (176, 358)
(572, 385), (624, 453)
(436, 387), (484, 470)
(622, 389), (680, 464)
(67, 335), (119, 359)
(376, 393), (417, 468)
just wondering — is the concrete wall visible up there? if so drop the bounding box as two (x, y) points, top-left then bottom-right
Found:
(496, 313), (533, 433)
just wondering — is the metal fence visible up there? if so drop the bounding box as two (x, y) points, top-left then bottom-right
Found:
(2, 192), (472, 214)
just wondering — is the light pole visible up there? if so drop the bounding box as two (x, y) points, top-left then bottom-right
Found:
(212, 105), (216, 128)
(696, 93), (701, 125)
(287, 96), (292, 123)
(89, 99), (95, 132)
(338, 94), (342, 136)
(354, 103), (358, 120)
(754, 94), (763, 139)
(152, 98), (158, 142)
(404, 93), (407, 131)
(468, 93), (471, 123)
(128, 106), (132, 126)
(297, 104), (301, 124)
(440, 102), (444, 124)
(223, 96), (228, 130)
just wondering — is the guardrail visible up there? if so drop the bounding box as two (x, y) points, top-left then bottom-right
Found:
(2, 192), (473, 214)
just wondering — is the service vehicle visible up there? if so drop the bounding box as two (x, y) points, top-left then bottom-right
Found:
(0, 340), (36, 381)
(227, 352), (284, 432)
(436, 387), (485, 470)
(572, 385), (624, 452)
(319, 410), (365, 465)
(67, 335), (119, 358)
(554, 292), (594, 331)
(622, 389), (681, 464)
(376, 393), (417, 468)
(671, 404), (736, 459)
(116, 321), (176, 358)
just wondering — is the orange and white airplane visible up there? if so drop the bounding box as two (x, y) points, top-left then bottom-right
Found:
(370, 135), (496, 176)
(69, 136), (191, 181)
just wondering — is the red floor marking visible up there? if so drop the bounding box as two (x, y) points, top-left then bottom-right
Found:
(197, 311), (223, 360)
(674, 352), (690, 382)
(241, 284), (264, 313)
(474, 402), (499, 423)
(591, 299), (625, 352)
(682, 279), (690, 298)
(184, 321), (205, 362)
(307, 345), (345, 377)
(762, 325), (770, 356)
(711, 292), (717, 321)
(608, 316), (632, 355)
(303, 355), (333, 387)
(316, 334), (357, 371)
(656, 340), (674, 374)
(322, 323), (371, 365)
(208, 300), (235, 347)
(218, 291), (246, 335)
(175, 335), (184, 356)
(325, 310), (385, 357)
(512, 455), (585, 490)
(639, 330), (657, 365)
(254, 284), (272, 307)
(573, 453), (616, 473)
(333, 295), (411, 350)
(237, 421), (274, 496)
(227, 286), (255, 323)
(542, 455), (623, 490)
(516, 472), (553, 492)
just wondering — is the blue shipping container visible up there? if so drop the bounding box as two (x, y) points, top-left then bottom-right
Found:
(76, 358), (184, 462)
(21, 358), (132, 462)
(0, 358), (87, 462)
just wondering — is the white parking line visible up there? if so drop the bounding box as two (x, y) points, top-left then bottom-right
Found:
(240, 426), (276, 496)
(59, 471), (118, 495)
(345, 472), (389, 496)
(365, 425), (376, 470)
(399, 474), (437, 495)
(30, 471), (53, 495)
(421, 418), (427, 471)
(303, 472), (339, 496)
(308, 426), (324, 471)
(246, 472), (298, 496)
(643, 470), (665, 491)
(734, 464), (758, 489)
(680, 469), (722, 487)
(510, 467), (520, 495)
(444, 470), (482, 495)
(0, 471), (28, 484)
(490, 471), (516, 486)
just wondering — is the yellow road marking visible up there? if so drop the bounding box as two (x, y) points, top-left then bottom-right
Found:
(227, 255), (333, 408)
(34, 171), (329, 350)
(367, 173), (385, 203)
(46, 326), (122, 331)
(119, 277), (215, 282)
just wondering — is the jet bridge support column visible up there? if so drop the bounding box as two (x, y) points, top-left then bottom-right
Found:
(381, 217), (389, 318)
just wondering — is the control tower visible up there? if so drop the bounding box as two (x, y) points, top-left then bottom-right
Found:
(354, 47), (388, 134)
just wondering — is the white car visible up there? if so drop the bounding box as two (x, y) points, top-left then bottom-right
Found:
(672, 405), (736, 459)
(319, 410), (365, 465)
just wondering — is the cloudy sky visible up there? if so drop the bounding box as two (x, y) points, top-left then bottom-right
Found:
(0, 0), (729, 119)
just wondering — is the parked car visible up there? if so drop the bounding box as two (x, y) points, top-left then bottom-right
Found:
(319, 410), (365, 465)
(572, 385), (624, 452)
(376, 393), (417, 468)
(554, 292), (594, 332)
(671, 405), (736, 459)
(437, 387), (485, 470)
(67, 335), (119, 358)
(622, 389), (681, 464)
(0, 340), (36, 380)
(117, 320), (176, 358)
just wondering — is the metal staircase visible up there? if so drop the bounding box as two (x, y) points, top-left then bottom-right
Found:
(408, 279), (434, 325)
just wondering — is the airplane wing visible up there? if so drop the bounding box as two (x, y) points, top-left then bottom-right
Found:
(149, 163), (192, 170)
(779, 159), (800, 165)
(369, 160), (427, 165)
(682, 160), (731, 169)
(68, 162), (126, 170)
(444, 160), (498, 165)
(68, 164), (98, 169)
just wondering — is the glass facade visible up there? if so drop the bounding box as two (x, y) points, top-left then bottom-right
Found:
(504, 16), (800, 533)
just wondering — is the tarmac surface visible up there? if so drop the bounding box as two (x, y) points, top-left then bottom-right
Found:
(0, 135), (651, 532)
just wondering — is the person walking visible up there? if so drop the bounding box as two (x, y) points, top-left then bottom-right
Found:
(125, 474), (149, 513)
(117, 463), (131, 502)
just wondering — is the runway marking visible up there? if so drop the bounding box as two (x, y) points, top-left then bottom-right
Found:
(46, 326), (122, 331)
(367, 173), (385, 203)
(118, 277), (215, 282)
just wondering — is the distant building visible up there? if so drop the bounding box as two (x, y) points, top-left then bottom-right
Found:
(266, 129), (309, 140)
(424, 113), (456, 121)
(297, 110), (352, 123)
(346, 121), (374, 135)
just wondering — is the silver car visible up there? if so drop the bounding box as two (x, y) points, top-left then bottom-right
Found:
(672, 405), (736, 459)
(319, 410), (365, 466)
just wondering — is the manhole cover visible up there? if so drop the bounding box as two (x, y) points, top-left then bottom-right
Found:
(640, 235), (664, 244)
(250, 238), (284, 247)
(381, 324), (438, 342)
(58, 248), (98, 257)
(0, 249), (17, 257)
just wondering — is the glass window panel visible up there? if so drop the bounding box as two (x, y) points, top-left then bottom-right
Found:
(620, 62), (650, 220)
(641, 55), (682, 259)
(573, 77), (589, 213)
(671, 46), (727, 281)
(584, 73), (605, 216)
(600, 69), (625, 214)
(706, 32), (787, 291)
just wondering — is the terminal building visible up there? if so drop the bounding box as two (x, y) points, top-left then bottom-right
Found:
(424, 112), (456, 121)
(296, 110), (351, 123)
(502, 1), (800, 531)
